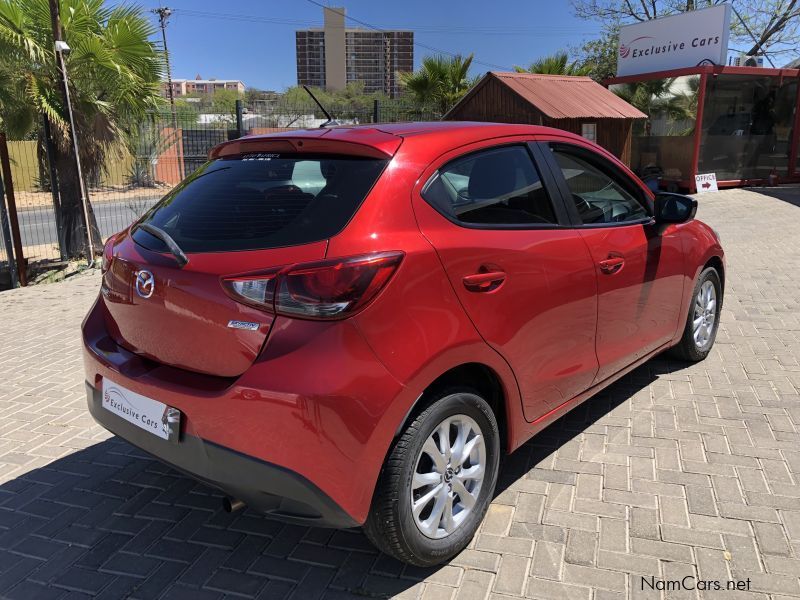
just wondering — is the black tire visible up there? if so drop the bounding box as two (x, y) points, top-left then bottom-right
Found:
(670, 266), (722, 362)
(364, 387), (500, 566)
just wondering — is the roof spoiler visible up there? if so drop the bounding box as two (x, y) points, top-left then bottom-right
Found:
(208, 136), (400, 160)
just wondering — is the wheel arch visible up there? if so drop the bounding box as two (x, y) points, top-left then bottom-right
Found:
(704, 255), (725, 292)
(394, 362), (510, 453)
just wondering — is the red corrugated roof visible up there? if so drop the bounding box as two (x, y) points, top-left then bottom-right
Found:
(458, 72), (646, 120)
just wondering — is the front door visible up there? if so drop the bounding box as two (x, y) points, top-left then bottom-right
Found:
(544, 142), (685, 383)
(413, 141), (599, 421)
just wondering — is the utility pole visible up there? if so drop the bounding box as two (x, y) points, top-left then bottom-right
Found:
(154, 7), (177, 118)
(153, 7), (185, 179)
(49, 0), (95, 266)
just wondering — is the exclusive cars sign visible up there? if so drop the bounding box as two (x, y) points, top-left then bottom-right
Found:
(617, 4), (730, 77)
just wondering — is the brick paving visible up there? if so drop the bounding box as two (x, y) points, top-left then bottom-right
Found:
(1, 186), (799, 599)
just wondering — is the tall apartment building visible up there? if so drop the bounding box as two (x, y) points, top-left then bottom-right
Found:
(296, 6), (413, 98)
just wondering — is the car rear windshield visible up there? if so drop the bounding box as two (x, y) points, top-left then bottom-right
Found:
(132, 153), (388, 253)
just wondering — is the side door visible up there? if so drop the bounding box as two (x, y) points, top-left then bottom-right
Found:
(541, 141), (685, 383)
(412, 140), (599, 422)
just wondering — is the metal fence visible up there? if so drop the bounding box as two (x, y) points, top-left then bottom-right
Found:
(0, 100), (440, 284)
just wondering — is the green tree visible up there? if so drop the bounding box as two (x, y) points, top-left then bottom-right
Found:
(514, 51), (593, 76)
(275, 82), (390, 125)
(210, 89), (240, 118)
(174, 99), (200, 127)
(281, 82), (387, 111)
(0, 0), (163, 257)
(244, 87), (279, 107)
(573, 24), (620, 82)
(399, 54), (477, 114)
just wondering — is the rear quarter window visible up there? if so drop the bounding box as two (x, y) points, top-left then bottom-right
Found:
(133, 154), (388, 253)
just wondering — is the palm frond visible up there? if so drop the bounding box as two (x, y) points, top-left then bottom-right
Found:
(0, 0), (165, 173)
(515, 52), (593, 76)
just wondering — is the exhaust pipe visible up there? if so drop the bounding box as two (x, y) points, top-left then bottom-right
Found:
(223, 496), (246, 513)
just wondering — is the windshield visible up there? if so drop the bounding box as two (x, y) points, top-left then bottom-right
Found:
(133, 153), (388, 253)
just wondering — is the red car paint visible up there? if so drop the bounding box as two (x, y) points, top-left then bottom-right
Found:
(83, 122), (724, 526)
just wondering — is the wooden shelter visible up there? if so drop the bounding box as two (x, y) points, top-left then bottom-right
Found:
(445, 72), (646, 165)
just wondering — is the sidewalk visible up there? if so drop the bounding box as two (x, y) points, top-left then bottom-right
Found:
(0, 187), (798, 599)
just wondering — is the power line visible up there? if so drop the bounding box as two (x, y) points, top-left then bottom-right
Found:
(173, 9), (315, 27)
(171, 9), (598, 36)
(303, 0), (513, 71)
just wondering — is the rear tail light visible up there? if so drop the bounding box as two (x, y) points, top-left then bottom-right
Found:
(222, 251), (403, 320)
(223, 270), (279, 309)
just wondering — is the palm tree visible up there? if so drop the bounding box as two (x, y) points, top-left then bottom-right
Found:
(613, 77), (697, 134)
(400, 54), (477, 114)
(0, 0), (163, 257)
(670, 76), (701, 129)
(514, 52), (593, 76)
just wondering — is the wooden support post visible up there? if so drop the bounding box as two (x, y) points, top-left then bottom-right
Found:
(0, 132), (27, 286)
(788, 72), (800, 179)
(689, 72), (708, 194)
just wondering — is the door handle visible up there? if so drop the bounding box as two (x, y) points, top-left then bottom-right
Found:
(463, 271), (506, 292)
(598, 256), (625, 274)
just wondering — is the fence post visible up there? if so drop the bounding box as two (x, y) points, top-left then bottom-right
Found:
(235, 99), (244, 138)
(373, 99), (380, 124)
(0, 172), (19, 288)
(43, 118), (67, 262)
(0, 133), (27, 286)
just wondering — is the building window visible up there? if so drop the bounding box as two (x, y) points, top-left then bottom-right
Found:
(581, 123), (597, 143)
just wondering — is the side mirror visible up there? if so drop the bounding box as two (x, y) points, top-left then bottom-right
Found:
(654, 192), (697, 224)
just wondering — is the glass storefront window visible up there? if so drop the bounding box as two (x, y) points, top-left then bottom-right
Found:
(698, 75), (797, 180)
(611, 75), (699, 189)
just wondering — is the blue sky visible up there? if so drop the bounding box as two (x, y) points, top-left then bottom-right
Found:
(140, 1), (603, 90)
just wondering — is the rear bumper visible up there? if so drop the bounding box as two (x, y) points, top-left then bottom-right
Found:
(86, 382), (358, 528)
(82, 295), (411, 526)
(86, 382), (357, 528)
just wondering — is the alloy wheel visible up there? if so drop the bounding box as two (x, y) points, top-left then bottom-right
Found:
(693, 280), (717, 350)
(410, 413), (486, 539)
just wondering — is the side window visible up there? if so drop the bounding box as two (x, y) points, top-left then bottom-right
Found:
(423, 145), (557, 226)
(550, 147), (649, 225)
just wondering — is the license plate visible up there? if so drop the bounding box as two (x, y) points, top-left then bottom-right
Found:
(102, 379), (181, 443)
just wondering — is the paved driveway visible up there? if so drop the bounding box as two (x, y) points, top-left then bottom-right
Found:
(0, 187), (799, 600)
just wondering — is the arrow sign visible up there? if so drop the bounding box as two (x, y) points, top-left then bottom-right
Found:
(695, 173), (718, 194)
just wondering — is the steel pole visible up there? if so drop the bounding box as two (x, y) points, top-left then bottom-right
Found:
(57, 48), (95, 266)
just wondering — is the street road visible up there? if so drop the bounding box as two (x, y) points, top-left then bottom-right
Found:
(17, 197), (160, 248)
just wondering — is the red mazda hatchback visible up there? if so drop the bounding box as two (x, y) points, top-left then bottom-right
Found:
(83, 122), (724, 565)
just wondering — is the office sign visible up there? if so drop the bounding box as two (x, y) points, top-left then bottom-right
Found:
(695, 172), (718, 193)
(617, 4), (730, 77)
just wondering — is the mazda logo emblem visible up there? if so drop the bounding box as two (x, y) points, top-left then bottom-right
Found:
(135, 270), (155, 299)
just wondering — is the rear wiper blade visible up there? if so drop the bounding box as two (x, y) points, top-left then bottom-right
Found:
(136, 222), (189, 268)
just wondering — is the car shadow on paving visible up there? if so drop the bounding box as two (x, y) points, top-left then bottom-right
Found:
(0, 357), (672, 599)
(741, 185), (800, 208)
